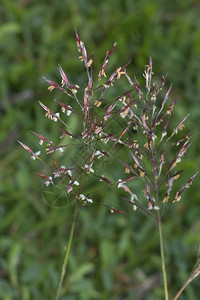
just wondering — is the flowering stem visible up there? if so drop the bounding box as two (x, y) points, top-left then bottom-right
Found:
(158, 213), (169, 300)
(55, 199), (79, 300)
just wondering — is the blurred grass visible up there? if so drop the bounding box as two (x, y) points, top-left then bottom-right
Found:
(0, 0), (200, 299)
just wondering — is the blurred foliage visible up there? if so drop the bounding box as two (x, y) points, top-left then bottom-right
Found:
(0, 0), (200, 299)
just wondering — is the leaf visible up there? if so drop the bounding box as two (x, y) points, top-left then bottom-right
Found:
(71, 263), (94, 281)
(0, 23), (21, 38)
(8, 243), (22, 288)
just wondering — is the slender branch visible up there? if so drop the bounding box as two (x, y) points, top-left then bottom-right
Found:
(173, 263), (200, 300)
(173, 277), (192, 300)
(55, 200), (79, 300)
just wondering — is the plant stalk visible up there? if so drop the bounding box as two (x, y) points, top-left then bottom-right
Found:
(173, 264), (200, 300)
(158, 215), (169, 300)
(55, 200), (79, 300)
(173, 277), (192, 300)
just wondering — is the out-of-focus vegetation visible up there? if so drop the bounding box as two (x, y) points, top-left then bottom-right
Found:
(0, 0), (200, 299)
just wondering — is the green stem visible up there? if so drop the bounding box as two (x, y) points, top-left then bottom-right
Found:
(158, 215), (169, 300)
(55, 200), (79, 300)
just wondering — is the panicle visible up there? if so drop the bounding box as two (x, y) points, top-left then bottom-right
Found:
(19, 30), (198, 217)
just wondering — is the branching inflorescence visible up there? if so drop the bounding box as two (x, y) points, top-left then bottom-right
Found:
(116, 59), (198, 218)
(18, 29), (135, 214)
(18, 29), (198, 217)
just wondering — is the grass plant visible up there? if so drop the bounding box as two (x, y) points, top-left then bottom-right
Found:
(19, 29), (199, 299)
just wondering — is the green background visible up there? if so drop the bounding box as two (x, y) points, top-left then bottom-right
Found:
(0, 0), (200, 299)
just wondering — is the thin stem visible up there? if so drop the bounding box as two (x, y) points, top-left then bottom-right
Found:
(173, 277), (192, 300)
(158, 214), (169, 300)
(173, 263), (200, 300)
(151, 119), (168, 300)
(151, 124), (168, 300)
(55, 200), (79, 300)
